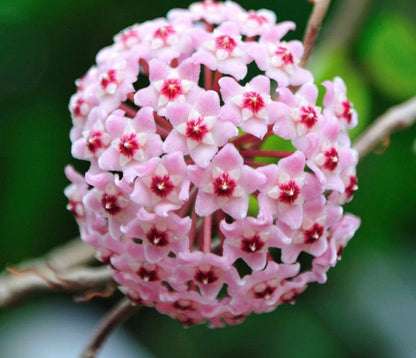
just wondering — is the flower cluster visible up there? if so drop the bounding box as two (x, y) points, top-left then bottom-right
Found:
(66, 1), (360, 327)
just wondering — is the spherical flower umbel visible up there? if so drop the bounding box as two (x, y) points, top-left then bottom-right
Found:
(65, 1), (360, 328)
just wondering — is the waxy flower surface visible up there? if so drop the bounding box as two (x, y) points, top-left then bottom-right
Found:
(66, 1), (360, 327)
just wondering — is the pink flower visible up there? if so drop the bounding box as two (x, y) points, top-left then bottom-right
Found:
(189, 1), (227, 25)
(228, 261), (301, 313)
(270, 83), (322, 139)
(221, 215), (290, 271)
(170, 251), (241, 298)
(164, 90), (237, 167)
(98, 107), (164, 182)
(134, 58), (202, 116)
(323, 77), (358, 130)
(258, 151), (323, 229)
(71, 118), (111, 162)
(66, 2), (360, 327)
(82, 171), (137, 239)
(250, 23), (313, 87)
(312, 214), (360, 283)
(188, 144), (266, 219)
(219, 75), (273, 138)
(234, 9), (277, 37)
(130, 152), (190, 216)
(193, 21), (250, 80)
(123, 208), (191, 263)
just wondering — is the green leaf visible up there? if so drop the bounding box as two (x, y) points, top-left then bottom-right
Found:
(359, 12), (416, 101)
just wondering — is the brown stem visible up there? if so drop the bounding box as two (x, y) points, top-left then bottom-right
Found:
(231, 133), (262, 147)
(204, 66), (212, 90)
(0, 265), (113, 307)
(153, 112), (173, 130)
(300, 0), (331, 67)
(156, 125), (171, 138)
(203, 215), (212, 253)
(189, 210), (198, 250)
(0, 238), (101, 307)
(139, 59), (149, 76)
(212, 70), (222, 93)
(80, 298), (140, 358)
(119, 103), (138, 118)
(127, 92), (135, 102)
(353, 96), (416, 159)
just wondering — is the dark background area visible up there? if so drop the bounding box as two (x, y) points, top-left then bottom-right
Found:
(1, 0), (415, 357)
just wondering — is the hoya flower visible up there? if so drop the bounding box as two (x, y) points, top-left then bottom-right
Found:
(270, 83), (322, 139)
(66, 1), (360, 327)
(164, 90), (237, 167)
(219, 75), (273, 139)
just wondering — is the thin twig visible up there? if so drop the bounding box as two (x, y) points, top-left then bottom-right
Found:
(0, 265), (113, 307)
(80, 298), (140, 358)
(300, 0), (331, 67)
(0, 237), (103, 307)
(353, 96), (416, 159)
(34, 237), (96, 270)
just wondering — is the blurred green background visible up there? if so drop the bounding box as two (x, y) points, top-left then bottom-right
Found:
(0, 0), (415, 357)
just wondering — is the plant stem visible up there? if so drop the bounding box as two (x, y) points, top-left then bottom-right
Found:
(353, 96), (416, 159)
(300, 0), (331, 67)
(80, 298), (140, 358)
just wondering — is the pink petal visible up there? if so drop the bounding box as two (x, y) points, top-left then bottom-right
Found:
(195, 191), (220, 216)
(196, 90), (220, 116)
(222, 196), (249, 220)
(218, 76), (241, 102)
(213, 144), (243, 171)
(279, 151), (305, 177)
(278, 204), (303, 229)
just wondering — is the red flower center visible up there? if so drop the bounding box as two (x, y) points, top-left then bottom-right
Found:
(323, 147), (339, 171)
(101, 193), (121, 215)
(146, 226), (169, 246)
(345, 175), (358, 199)
(303, 223), (324, 244)
(215, 35), (237, 52)
(299, 105), (318, 128)
(118, 133), (140, 158)
(254, 284), (276, 299)
(213, 173), (237, 197)
(278, 180), (300, 204)
(195, 269), (218, 284)
(241, 234), (265, 253)
(67, 200), (84, 218)
(280, 289), (300, 303)
(160, 78), (184, 100)
(137, 267), (159, 282)
(173, 300), (193, 311)
(86, 130), (104, 153)
(247, 12), (268, 25)
(242, 91), (265, 114)
(151, 175), (175, 198)
(73, 97), (89, 118)
(275, 46), (294, 66)
(120, 29), (140, 48)
(341, 100), (353, 123)
(185, 117), (209, 142)
(153, 25), (176, 41)
(100, 69), (117, 91)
